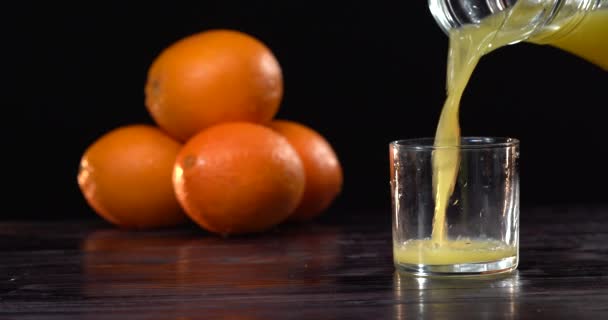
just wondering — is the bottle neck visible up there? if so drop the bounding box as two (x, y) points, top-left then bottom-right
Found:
(429, 0), (604, 42)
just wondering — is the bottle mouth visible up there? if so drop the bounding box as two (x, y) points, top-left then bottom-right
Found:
(428, 0), (517, 34)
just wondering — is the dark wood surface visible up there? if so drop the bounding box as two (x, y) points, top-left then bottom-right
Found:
(1, 206), (607, 319)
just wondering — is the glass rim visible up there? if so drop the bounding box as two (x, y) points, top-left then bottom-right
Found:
(389, 137), (519, 150)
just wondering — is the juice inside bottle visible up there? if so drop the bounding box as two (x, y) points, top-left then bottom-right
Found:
(540, 9), (608, 70)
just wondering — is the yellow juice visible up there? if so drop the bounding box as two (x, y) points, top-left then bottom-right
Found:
(546, 10), (608, 70)
(394, 239), (517, 265)
(396, 2), (608, 266)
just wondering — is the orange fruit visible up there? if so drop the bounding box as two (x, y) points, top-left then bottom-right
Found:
(144, 29), (283, 141)
(78, 124), (187, 229)
(173, 122), (305, 235)
(269, 120), (343, 221)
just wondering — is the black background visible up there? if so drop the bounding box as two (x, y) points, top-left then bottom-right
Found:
(7, 1), (607, 221)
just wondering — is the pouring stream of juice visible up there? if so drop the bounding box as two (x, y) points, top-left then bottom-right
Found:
(431, 1), (549, 246)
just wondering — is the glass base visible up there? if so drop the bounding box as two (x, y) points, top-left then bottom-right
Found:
(394, 256), (518, 277)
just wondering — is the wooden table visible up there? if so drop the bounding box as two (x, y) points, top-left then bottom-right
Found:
(1, 206), (607, 319)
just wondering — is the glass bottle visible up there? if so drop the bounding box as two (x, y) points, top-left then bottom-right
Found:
(428, 0), (608, 69)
